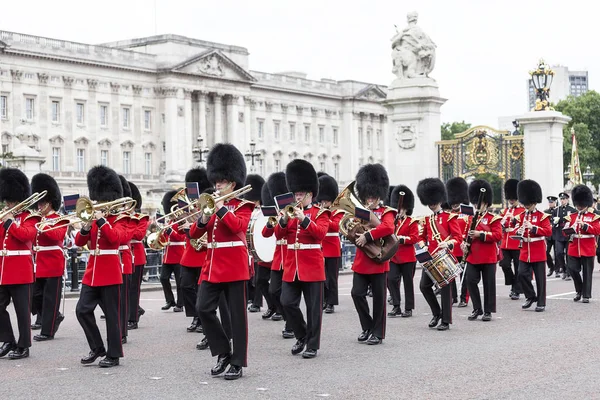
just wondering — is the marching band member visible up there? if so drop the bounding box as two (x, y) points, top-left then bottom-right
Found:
(417, 178), (461, 331)
(446, 177), (470, 307)
(499, 179), (525, 300)
(75, 166), (127, 367)
(515, 179), (552, 312)
(351, 164), (395, 345)
(316, 173), (343, 314)
(158, 190), (185, 312)
(276, 159), (329, 358)
(127, 181), (149, 330)
(564, 185), (600, 303)
(0, 169), (40, 359)
(31, 173), (68, 341)
(388, 185), (419, 318)
(117, 176), (134, 344)
(462, 179), (502, 321)
(190, 143), (254, 380)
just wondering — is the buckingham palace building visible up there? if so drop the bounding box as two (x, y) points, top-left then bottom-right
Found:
(0, 31), (389, 209)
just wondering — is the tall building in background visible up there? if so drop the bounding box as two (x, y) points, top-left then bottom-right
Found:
(527, 65), (589, 110)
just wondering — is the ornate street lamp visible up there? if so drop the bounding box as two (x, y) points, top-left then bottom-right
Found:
(564, 163), (571, 188)
(192, 135), (209, 166)
(583, 165), (595, 190)
(529, 59), (555, 111)
(244, 140), (261, 173)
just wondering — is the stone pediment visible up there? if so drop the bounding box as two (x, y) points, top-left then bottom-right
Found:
(172, 50), (256, 82)
(354, 85), (387, 101)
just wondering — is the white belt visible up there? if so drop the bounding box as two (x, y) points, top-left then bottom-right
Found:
(523, 237), (545, 243)
(130, 240), (142, 244)
(573, 234), (594, 239)
(1, 250), (31, 257)
(209, 241), (245, 249)
(118, 245), (130, 251)
(287, 244), (321, 250)
(276, 239), (288, 245)
(34, 245), (62, 252)
(168, 242), (186, 246)
(326, 233), (340, 237)
(92, 249), (119, 256)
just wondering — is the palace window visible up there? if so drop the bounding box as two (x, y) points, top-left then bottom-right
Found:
(320, 162), (325, 172)
(100, 150), (108, 166)
(319, 126), (324, 143)
(144, 110), (152, 130)
(358, 128), (363, 148)
(76, 148), (86, 172)
(1, 95), (8, 119)
(99, 104), (108, 127)
(123, 151), (131, 174)
(333, 127), (338, 145)
(25, 97), (35, 120)
(274, 122), (280, 140)
(145, 152), (152, 175)
(366, 129), (372, 149)
(275, 159), (281, 172)
(51, 101), (60, 123)
(376, 130), (381, 149)
(122, 107), (131, 129)
(304, 125), (310, 142)
(76, 102), (85, 124)
(257, 119), (264, 139)
(289, 123), (296, 141)
(52, 147), (61, 171)
(333, 162), (339, 180)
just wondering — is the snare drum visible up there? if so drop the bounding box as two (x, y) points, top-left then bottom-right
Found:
(422, 248), (462, 289)
(247, 211), (276, 263)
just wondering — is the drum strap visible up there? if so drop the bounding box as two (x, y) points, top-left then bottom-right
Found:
(430, 214), (449, 244)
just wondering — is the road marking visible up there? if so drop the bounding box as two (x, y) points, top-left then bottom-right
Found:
(547, 291), (576, 298)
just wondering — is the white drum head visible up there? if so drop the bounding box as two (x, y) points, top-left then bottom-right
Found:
(249, 214), (276, 263)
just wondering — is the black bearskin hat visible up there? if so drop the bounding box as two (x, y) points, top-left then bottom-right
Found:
(417, 178), (447, 206)
(119, 175), (132, 199)
(355, 164), (389, 203)
(571, 184), (594, 208)
(286, 159), (319, 196)
(384, 186), (394, 206)
(244, 174), (265, 202)
(128, 181), (142, 211)
(87, 166), (123, 202)
(391, 185), (415, 216)
(261, 183), (275, 206)
(266, 172), (287, 198)
(185, 167), (212, 193)
(517, 179), (542, 206)
(316, 175), (339, 203)
(0, 168), (30, 203)
(317, 172), (328, 178)
(31, 173), (61, 211)
(206, 143), (246, 190)
(446, 177), (469, 206)
(162, 190), (179, 215)
(468, 179), (493, 206)
(504, 179), (519, 201)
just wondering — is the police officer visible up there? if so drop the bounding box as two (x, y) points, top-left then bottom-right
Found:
(544, 196), (557, 277)
(552, 192), (575, 280)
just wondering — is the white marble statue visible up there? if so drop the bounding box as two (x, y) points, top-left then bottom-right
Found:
(391, 11), (436, 79)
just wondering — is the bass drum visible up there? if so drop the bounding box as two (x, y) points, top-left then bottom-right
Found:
(247, 212), (276, 263)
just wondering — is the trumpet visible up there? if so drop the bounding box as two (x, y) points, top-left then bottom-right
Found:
(0, 191), (48, 220)
(147, 230), (167, 250)
(284, 193), (309, 218)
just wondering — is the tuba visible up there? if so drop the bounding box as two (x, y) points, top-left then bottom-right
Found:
(331, 181), (399, 263)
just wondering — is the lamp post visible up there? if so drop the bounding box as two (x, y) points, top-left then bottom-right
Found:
(529, 59), (555, 111)
(244, 140), (261, 173)
(192, 135), (209, 166)
(583, 165), (595, 190)
(564, 163), (571, 189)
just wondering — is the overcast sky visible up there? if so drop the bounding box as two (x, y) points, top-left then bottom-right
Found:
(1, 0), (595, 127)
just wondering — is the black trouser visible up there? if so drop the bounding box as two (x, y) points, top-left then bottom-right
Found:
(420, 271), (452, 324)
(128, 265), (145, 322)
(466, 263), (496, 314)
(500, 249), (521, 294)
(269, 269), (289, 328)
(160, 263), (182, 307)
(518, 261), (546, 307)
(32, 276), (63, 337)
(180, 266), (201, 318)
(450, 274), (469, 302)
(388, 262), (415, 310)
(554, 240), (568, 274)
(352, 272), (387, 339)
(255, 265), (274, 310)
(0, 284), (31, 348)
(196, 283), (231, 339)
(546, 239), (555, 272)
(324, 257), (340, 306)
(197, 280), (247, 367)
(119, 274), (130, 339)
(76, 284), (123, 358)
(281, 279), (323, 350)
(568, 256), (594, 298)
(247, 272), (260, 307)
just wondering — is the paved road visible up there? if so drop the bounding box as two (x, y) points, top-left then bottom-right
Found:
(2, 268), (600, 399)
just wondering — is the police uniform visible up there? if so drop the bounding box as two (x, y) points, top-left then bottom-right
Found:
(543, 195), (557, 276)
(127, 181), (149, 329)
(499, 179), (525, 299)
(552, 192), (576, 278)
(446, 177), (471, 306)
(159, 190), (185, 311)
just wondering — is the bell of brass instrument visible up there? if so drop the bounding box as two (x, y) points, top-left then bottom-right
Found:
(147, 230), (168, 251)
(190, 233), (208, 251)
(76, 196), (137, 224)
(0, 191), (48, 220)
(36, 213), (78, 232)
(196, 185), (253, 217)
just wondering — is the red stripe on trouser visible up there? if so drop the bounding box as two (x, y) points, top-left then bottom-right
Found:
(243, 283), (248, 366)
(50, 278), (61, 335)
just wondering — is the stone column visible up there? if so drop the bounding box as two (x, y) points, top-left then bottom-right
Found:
(183, 89), (194, 169)
(198, 90), (208, 145)
(63, 76), (75, 171)
(519, 110), (571, 199)
(243, 96), (253, 145)
(163, 87), (184, 182)
(132, 85), (143, 173)
(213, 93), (223, 144)
(9, 70), (23, 129)
(37, 73), (50, 160)
(87, 79), (99, 165)
(280, 103), (289, 164)
(380, 115), (388, 166)
(226, 94), (239, 148)
(110, 82), (121, 169)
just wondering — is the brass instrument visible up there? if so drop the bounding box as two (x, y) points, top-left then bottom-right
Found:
(35, 214), (78, 231)
(284, 193), (309, 218)
(190, 233), (208, 251)
(196, 185), (253, 217)
(0, 191), (48, 220)
(147, 231), (167, 250)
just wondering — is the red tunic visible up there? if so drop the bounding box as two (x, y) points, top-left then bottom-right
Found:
(75, 215), (126, 287)
(0, 210), (39, 285)
(352, 206), (396, 275)
(565, 211), (600, 258)
(322, 210), (343, 258)
(420, 211), (462, 254)
(34, 211), (68, 278)
(465, 212), (503, 264)
(262, 223), (287, 271)
(274, 205), (329, 282)
(160, 223), (186, 264)
(514, 210), (552, 263)
(500, 206), (525, 250)
(117, 214), (134, 275)
(451, 214), (468, 259)
(190, 198), (255, 283)
(391, 216), (419, 264)
(131, 214), (149, 266)
(179, 232), (207, 268)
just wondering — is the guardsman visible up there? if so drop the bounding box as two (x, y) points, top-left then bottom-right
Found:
(117, 176), (134, 344)
(31, 173), (68, 342)
(75, 166), (127, 367)
(276, 159), (329, 359)
(158, 190), (185, 312)
(499, 179), (525, 300)
(316, 173), (343, 314)
(446, 177), (470, 307)
(0, 169), (40, 359)
(515, 179), (552, 312)
(564, 185), (600, 303)
(552, 192), (575, 280)
(388, 184), (419, 318)
(190, 143), (254, 380)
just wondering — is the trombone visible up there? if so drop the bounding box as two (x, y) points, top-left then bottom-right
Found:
(0, 191), (48, 220)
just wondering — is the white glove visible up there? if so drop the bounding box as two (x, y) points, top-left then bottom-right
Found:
(553, 217), (560, 224)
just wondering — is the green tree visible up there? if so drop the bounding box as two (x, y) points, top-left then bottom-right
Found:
(441, 121), (471, 140)
(555, 91), (600, 186)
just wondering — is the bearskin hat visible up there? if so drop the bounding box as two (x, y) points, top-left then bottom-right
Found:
(185, 167), (212, 193)
(0, 168), (30, 203)
(87, 166), (122, 202)
(504, 179), (519, 201)
(162, 189), (179, 215)
(571, 184), (594, 208)
(317, 172), (328, 178)
(446, 177), (469, 206)
(30, 173), (61, 211)
(355, 164), (389, 203)
(416, 178), (447, 206)
(128, 181), (142, 211)
(316, 175), (339, 203)
(286, 159), (319, 196)
(390, 185), (415, 216)
(244, 174), (265, 202)
(468, 179), (493, 206)
(119, 175), (132, 199)
(517, 179), (542, 206)
(261, 183), (275, 206)
(266, 172), (287, 198)
(206, 143), (246, 190)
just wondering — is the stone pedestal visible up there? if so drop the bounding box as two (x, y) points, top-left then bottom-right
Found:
(7, 143), (46, 177)
(518, 111), (570, 200)
(383, 78), (446, 216)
